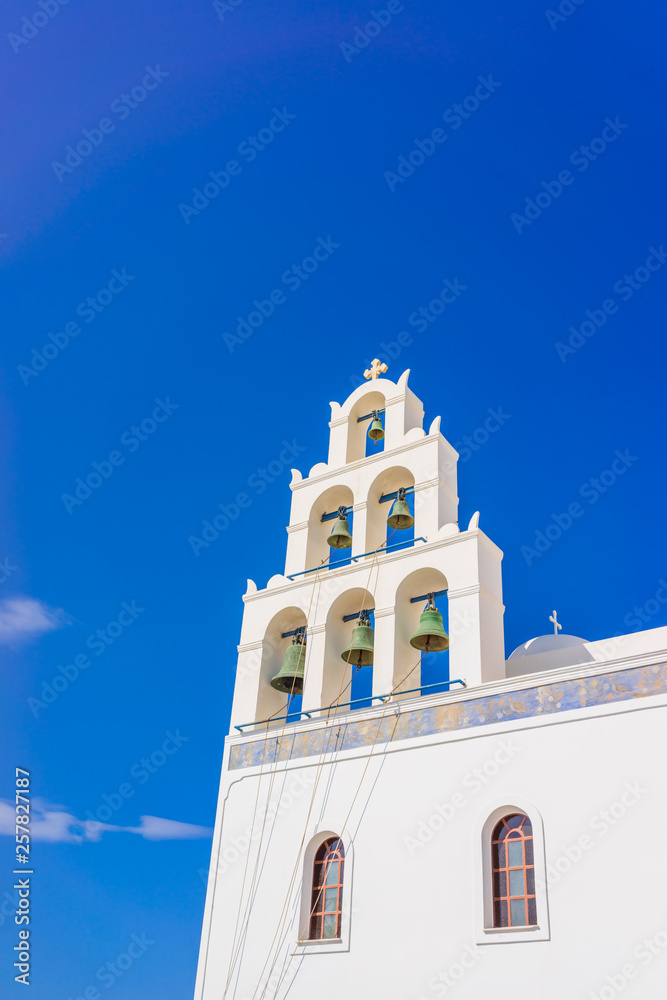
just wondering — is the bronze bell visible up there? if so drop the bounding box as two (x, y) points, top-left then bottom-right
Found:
(328, 506), (352, 549)
(368, 410), (384, 445)
(387, 487), (414, 530)
(270, 630), (306, 694)
(410, 597), (449, 652)
(341, 611), (374, 667)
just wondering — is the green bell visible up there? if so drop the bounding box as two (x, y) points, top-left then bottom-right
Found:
(270, 632), (306, 694)
(368, 411), (384, 445)
(341, 611), (374, 667)
(328, 507), (352, 549)
(387, 487), (414, 530)
(410, 598), (449, 652)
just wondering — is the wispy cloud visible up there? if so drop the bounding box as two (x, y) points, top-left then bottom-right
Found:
(0, 596), (69, 644)
(0, 799), (212, 843)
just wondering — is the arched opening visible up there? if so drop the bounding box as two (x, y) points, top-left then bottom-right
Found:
(324, 587), (375, 712)
(306, 484), (354, 575)
(491, 814), (536, 928)
(365, 466), (416, 556)
(309, 837), (345, 940)
(346, 390), (386, 464)
(259, 606), (308, 724)
(475, 800), (550, 943)
(394, 568), (449, 698)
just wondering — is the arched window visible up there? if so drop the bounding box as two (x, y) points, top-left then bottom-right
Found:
(492, 814), (536, 928)
(309, 837), (345, 940)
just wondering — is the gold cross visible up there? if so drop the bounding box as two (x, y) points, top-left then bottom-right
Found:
(364, 359), (388, 380)
(549, 610), (562, 635)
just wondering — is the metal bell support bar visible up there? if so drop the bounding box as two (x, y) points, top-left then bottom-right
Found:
(410, 593), (449, 653)
(356, 407), (386, 423)
(327, 506), (353, 549)
(270, 628), (307, 695)
(387, 487), (414, 530)
(341, 610), (374, 667)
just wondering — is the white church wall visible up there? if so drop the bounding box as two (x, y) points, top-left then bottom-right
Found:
(196, 685), (667, 1000)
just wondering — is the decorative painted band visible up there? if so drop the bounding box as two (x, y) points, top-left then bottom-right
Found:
(228, 661), (667, 771)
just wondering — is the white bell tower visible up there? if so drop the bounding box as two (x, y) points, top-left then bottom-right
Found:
(229, 366), (505, 734)
(194, 366), (506, 1000)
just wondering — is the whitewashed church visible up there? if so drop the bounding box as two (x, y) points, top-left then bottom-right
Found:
(194, 367), (667, 1000)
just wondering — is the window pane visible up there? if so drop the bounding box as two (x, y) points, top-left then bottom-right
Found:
(505, 815), (523, 830)
(494, 899), (508, 927)
(526, 868), (535, 895)
(324, 888), (338, 911)
(507, 840), (523, 867)
(493, 842), (506, 867)
(325, 862), (339, 885)
(311, 887), (324, 915)
(509, 869), (525, 897)
(524, 838), (534, 865)
(528, 897), (537, 925)
(310, 914), (322, 939)
(510, 898), (527, 926)
(323, 914), (337, 939)
(493, 871), (507, 898)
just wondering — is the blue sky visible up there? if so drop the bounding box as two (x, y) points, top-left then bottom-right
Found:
(1, 0), (666, 996)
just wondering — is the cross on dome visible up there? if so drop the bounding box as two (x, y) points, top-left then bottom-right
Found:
(549, 610), (562, 635)
(364, 359), (388, 380)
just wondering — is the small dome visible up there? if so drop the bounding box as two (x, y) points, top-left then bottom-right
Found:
(508, 633), (589, 659)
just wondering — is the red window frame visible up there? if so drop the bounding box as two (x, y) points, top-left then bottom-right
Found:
(491, 814), (536, 928)
(309, 837), (345, 940)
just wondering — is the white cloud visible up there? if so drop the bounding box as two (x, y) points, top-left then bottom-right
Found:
(126, 815), (214, 840)
(0, 596), (69, 644)
(0, 799), (212, 844)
